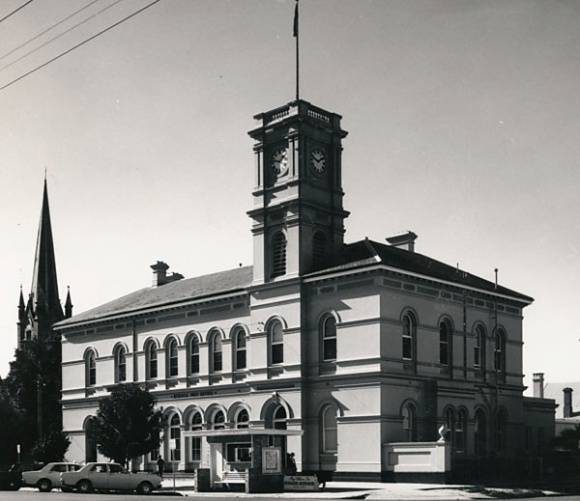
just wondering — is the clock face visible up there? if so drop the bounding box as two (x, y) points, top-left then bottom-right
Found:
(311, 149), (326, 175)
(271, 147), (288, 177)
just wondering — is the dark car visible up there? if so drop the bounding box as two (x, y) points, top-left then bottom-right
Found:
(0, 465), (22, 491)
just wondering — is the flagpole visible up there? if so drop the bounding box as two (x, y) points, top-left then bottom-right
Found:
(294, 0), (299, 102)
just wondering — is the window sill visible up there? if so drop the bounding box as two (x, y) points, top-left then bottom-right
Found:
(319, 362), (336, 375)
(166, 378), (178, 389)
(233, 370), (248, 382)
(268, 365), (284, 378)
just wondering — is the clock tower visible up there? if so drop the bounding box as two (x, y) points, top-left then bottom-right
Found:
(248, 100), (349, 284)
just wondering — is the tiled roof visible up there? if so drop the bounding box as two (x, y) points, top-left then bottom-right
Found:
(56, 238), (531, 328)
(307, 239), (532, 302)
(55, 265), (253, 327)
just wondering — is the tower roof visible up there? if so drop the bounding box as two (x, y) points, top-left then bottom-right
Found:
(30, 178), (63, 322)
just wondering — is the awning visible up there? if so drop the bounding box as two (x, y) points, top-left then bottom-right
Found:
(183, 427), (303, 438)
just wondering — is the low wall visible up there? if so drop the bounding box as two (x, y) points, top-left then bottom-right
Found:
(383, 441), (451, 473)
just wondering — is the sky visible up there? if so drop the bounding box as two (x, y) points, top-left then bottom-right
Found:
(0, 0), (579, 391)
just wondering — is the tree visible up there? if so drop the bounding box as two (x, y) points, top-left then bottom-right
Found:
(0, 389), (23, 467)
(553, 425), (580, 451)
(1, 338), (64, 464)
(90, 384), (164, 466)
(30, 431), (71, 464)
(4, 338), (62, 438)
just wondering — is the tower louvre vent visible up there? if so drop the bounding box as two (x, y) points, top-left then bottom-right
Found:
(312, 231), (327, 270)
(271, 232), (287, 278)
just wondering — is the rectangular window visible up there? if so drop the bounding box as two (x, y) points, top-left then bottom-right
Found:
(226, 443), (252, 462)
(214, 352), (222, 372)
(494, 350), (502, 372)
(150, 360), (158, 379)
(272, 344), (284, 365)
(323, 338), (337, 361)
(473, 344), (480, 367)
(439, 342), (448, 365)
(236, 350), (246, 370)
(402, 336), (412, 360)
(191, 438), (201, 461)
(169, 357), (178, 377)
(191, 353), (199, 374)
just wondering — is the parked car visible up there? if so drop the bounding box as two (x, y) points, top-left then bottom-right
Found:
(60, 462), (161, 494)
(0, 465), (21, 491)
(22, 462), (80, 492)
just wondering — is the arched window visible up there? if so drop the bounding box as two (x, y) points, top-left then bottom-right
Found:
(168, 413), (181, 462)
(312, 231), (327, 270)
(233, 328), (247, 371)
(402, 312), (416, 360)
(273, 406), (287, 430)
(445, 407), (455, 446)
(321, 405), (338, 453)
(321, 315), (337, 362)
(456, 409), (467, 453)
(145, 341), (158, 380)
(85, 350), (96, 387)
(402, 402), (417, 441)
(235, 409), (250, 429)
(166, 338), (178, 378)
(114, 345), (127, 383)
(209, 332), (223, 373)
(188, 335), (200, 375)
(271, 231), (287, 278)
(189, 412), (202, 462)
(212, 410), (226, 430)
(474, 409), (487, 456)
(439, 319), (452, 366)
(474, 325), (486, 370)
(494, 329), (506, 374)
(269, 320), (284, 365)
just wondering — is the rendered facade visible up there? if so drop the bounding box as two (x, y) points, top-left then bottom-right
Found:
(54, 99), (553, 479)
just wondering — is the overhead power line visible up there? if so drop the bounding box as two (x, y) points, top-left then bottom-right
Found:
(0, 0), (102, 63)
(0, 0), (162, 92)
(0, 0), (34, 24)
(1, 0), (127, 74)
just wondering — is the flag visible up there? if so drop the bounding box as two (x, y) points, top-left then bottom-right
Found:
(293, 1), (298, 38)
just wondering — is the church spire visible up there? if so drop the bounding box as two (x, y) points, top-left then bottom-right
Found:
(30, 177), (64, 326)
(64, 286), (73, 319)
(18, 285), (25, 312)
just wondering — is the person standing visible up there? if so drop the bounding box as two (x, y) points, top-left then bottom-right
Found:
(156, 456), (165, 478)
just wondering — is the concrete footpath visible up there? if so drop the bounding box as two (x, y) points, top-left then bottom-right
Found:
(159, 478), (561, 499)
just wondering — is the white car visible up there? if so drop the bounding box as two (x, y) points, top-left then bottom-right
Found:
(60, 462), (161, 494)
(21, 462), (81, 492)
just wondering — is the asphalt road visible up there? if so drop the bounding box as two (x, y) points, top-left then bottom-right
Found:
(0, 492), (185, 501)
(3, 492), (580, 501)
(0, 491), (349, 501)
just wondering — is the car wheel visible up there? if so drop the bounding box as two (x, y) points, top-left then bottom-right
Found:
(38, 478), (52, 492)
(77, 479), (93, 494)
(137, 481), (153, 495)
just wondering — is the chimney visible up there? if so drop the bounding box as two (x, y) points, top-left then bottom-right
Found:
(532, 373), (544, 398)
(563, 387), (574, 418)
(386, 231), (418, 252)
(151, 261), (183, 287)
